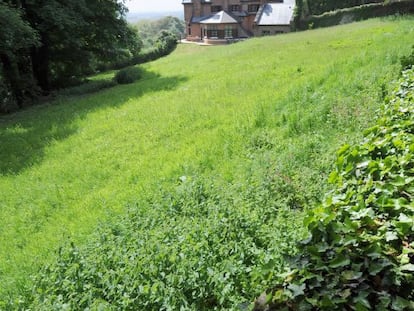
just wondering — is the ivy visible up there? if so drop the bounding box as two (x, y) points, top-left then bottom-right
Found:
(264, 68), (414, 310)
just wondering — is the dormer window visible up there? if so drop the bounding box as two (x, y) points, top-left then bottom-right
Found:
(211, 5), (222, 12)
(229, 5), (240, 12)
(248, 4), (260, 12)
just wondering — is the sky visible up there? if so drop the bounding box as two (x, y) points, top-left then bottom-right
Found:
(126, 0), (182, 13)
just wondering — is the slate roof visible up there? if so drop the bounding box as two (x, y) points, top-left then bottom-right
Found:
(191, 16), (209, 23)
(200, 11), (238, 24)
(256, 0), (295, 26)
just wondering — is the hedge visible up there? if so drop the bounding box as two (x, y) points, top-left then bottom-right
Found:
(299, 0), (414, 30)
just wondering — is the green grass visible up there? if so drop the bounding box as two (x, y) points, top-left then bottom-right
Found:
(0, 17), (413, 307)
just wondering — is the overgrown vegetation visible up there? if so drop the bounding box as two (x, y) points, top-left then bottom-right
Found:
(0, 17), (413, 309)
(265, 67), (414, 310)
(401, 45), (414, 71)
(24, 178), (304, 310)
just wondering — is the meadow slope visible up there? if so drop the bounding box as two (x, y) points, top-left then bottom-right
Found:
(0, 17), (413, 307)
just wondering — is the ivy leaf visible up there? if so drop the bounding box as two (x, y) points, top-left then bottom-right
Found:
(329, 255), (350, 269)
(394, 213), (413, 235)
(368, 259), (392, 275)
(385, 231), (398, 242)
(390, 176), (406, 187)
(287, 283), (306, 298)
(400, 264), (414, 272)
(392, 296), (414, 311)
(341, 270), (362, 281)
(353, 291), (371, 310)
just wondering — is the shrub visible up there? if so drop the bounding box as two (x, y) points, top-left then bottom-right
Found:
(401, 45), (414, 70)
(114, 66), (143, 84)
(155, 30), (178, 57)
(262, 68), (414, 310)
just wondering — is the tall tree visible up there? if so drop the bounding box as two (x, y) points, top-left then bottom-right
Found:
(20, 0), (140, 90)
(0, 1), (39, 108)
(1, 0), (141, 111)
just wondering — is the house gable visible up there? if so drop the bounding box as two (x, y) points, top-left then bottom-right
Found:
(200, 11), (239, 24)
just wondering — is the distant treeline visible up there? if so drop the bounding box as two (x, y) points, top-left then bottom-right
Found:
(0, 1), (180, 113)
(99, 16), (186, 71)
(133, 16), (185, 49)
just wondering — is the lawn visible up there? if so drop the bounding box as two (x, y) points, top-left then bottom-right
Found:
(0, 16), (413, 307)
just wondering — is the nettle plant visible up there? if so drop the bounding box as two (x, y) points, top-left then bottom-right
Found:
(265, 68), (414, 310)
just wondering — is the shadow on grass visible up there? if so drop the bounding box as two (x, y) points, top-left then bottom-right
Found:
(0, 69), (187, 175)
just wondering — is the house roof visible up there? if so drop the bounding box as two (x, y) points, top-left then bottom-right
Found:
(232, 11), (248, 18)
(256, 1), (295, 26)
(200, 11), (238, 24)
(191, 16), (208, 23)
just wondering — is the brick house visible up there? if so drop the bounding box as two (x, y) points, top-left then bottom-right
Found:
(182, 0), (296, 43)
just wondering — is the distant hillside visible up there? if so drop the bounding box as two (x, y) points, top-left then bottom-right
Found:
(127, 11), (184, 23)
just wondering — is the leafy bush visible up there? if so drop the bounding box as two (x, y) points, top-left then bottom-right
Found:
(155, 30), (178, 57)
(401, 45), (414, 70)
(114, 66), (143, 84)
(264, 68), (414, 310)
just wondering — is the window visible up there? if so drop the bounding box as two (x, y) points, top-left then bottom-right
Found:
(225, 26), (233, 38)
(248, 4), (260, 12)
(208, 25), (218, 38)
(229, 5), (240, 12)
(211, 5), (222, 12)
(262, 30), (271, 36)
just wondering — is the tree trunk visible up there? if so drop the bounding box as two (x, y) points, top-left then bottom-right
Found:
(20, 0), (51, 94)
(0, 53), (24, 107)
(31, 43), (50, 94)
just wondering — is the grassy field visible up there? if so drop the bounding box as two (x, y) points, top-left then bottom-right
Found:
(0, 17), (413, 307)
